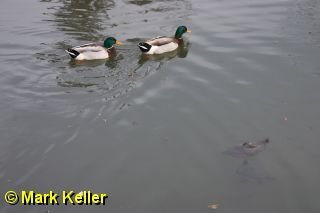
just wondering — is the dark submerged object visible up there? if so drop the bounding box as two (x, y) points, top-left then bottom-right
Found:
(241, 138), (269, 155)
(224, 138), (273, 183)
(223, 138), (270, 158)
(236, 161), (275, 184)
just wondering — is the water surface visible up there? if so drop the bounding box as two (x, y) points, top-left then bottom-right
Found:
(0, 0), (320, 212)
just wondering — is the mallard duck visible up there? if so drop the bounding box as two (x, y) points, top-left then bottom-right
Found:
(138, 26), (191, 55)
(65, 37), (122, 60)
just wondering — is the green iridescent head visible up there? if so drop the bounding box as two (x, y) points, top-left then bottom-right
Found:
(103, 37), (122, 48)
(175, 26), (191, 39)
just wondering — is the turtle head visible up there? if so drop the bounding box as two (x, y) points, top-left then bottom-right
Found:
(242, 142), (249, 146)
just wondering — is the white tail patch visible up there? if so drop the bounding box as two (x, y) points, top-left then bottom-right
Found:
(65, 49), (76, 57)
(138, 45), (148, 50)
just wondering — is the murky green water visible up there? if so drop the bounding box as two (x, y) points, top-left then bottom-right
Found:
(1, 0), (320, 212)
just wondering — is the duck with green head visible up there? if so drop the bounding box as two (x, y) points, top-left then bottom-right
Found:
(65, 37), (122, 60)
(138, 26), (191, 55)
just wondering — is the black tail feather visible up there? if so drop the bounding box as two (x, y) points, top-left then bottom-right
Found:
(66, 48), (80, 58)
(138, 42), (151, 52)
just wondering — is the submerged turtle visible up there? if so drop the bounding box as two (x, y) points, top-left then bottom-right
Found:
(223, 138), (270, 158)
(235, 161), (275, 184)
(241, 138), (269, 156)
(223, 138), (273, 183)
